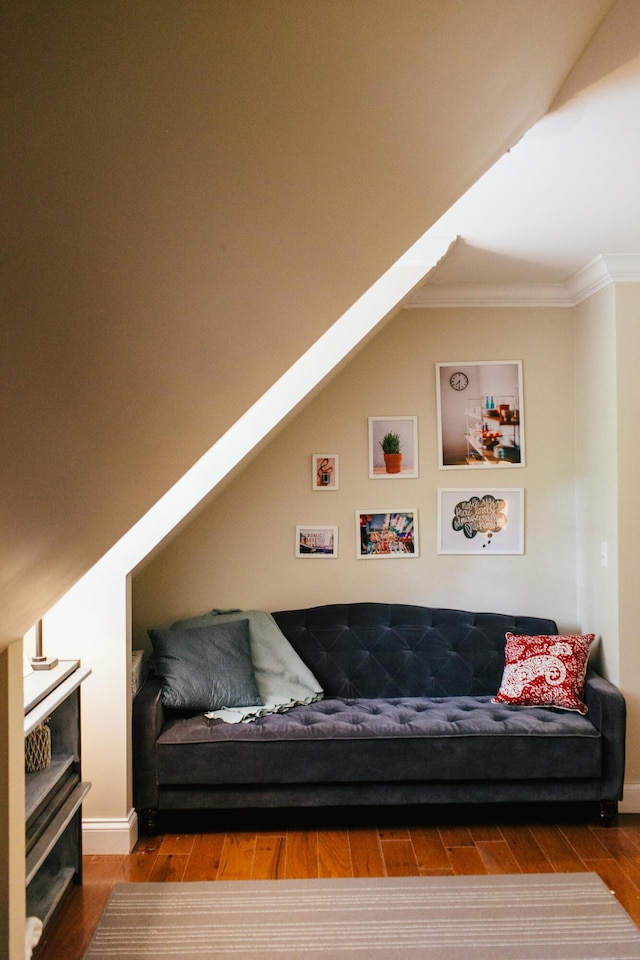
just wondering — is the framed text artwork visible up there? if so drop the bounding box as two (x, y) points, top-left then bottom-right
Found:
(437, 488), (524, 555)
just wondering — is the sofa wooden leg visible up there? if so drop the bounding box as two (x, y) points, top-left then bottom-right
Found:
(599, 800), (618, 827)
(139, 808), (159, 836)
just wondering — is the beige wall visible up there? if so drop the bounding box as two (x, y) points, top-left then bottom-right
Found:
(614, 283), (640, 783)
(574, 287), (619, 679)
(133, 305), (580, 641)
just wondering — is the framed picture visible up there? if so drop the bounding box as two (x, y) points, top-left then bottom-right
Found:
(311, 454), (339, 491)
(436, 361), (524, 469)
(438, 488), (524, 554)
(296, 525), (338, 558)
(368, 416), (418, 478)
(356, 510), (418, 558)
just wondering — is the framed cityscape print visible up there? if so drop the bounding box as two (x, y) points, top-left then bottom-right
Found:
(438, 488), (524, 555)
(436, 361), (524, 469)
(356, 510), (418, 558)
(295, 525), (338, 558)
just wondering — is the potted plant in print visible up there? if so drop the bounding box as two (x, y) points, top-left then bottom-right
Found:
(380, 431), (402, 474)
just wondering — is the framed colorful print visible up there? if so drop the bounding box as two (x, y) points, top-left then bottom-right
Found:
(438, 488), (524, 555)
(356, 510), (418, 558)
(436, 360), (524, 469)
(311, 454), (339, 491)
(368, 416), (418, 479)
(295, 525), (338, 558)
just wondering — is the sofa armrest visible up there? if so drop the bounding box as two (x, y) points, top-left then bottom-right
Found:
(132, 673), (165, 814)
(583, 668), (626, 801)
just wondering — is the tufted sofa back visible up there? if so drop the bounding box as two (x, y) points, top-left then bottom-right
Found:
(272, 603), (558, 699)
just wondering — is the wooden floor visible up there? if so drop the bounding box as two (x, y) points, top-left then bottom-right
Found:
(35, 805), (640, 960)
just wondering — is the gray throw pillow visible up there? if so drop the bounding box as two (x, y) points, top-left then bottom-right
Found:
(148, 619), (262, 711)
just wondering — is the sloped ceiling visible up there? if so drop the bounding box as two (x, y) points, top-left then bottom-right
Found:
(1, 0), (612, 646)
(411, 0), (640, 305)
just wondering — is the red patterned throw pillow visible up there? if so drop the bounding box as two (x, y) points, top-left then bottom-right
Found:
(492, 632), (595, 715)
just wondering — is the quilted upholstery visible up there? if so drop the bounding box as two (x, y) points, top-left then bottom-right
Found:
(272, 603), (559, 698)
(155, 695), (601, 787)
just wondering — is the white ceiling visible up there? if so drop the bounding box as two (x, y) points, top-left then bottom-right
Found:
(411, 0), (640, 306)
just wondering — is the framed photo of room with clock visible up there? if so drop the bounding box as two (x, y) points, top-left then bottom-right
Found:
(435, 360), (525, 469)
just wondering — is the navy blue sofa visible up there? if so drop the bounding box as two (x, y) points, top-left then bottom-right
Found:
(132, 603), (626, 834)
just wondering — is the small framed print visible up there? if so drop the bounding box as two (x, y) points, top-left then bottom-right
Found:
(312, 454), (339, 491)
(368, 417), (418, 479)
(438, 488), (524, 554)
(296, 525), (338, 558)
(356, 510), (418, 558)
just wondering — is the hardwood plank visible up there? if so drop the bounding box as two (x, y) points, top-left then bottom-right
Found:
(438, 824), (474, 848)
(528, 824), (588, 872)
(317, 829), (352, 878)
(158, 832), (195, 856)
(217, 832), (257, 880)
(409, 826), (451, 873)
(469, 823), (503, 843)
(500, 825), (554, 873)
(348, 828), (386, 877)
(446, 844), (488, 875)
(381, 839), (420, 877)
(283, 830), (318, 879)
(559, 823), (612, 861)
(148, 853), (189, 882)
(476, 840), (522, 874)
(252, 835), (286, 879)
(182, 831), (225, 881)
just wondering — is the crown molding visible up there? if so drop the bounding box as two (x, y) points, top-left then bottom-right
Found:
(406, 254), (640, 308)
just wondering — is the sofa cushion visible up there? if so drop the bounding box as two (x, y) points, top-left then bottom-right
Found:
(148, 620), (262, 711)
(493, 632), (594, 715)
(155, 695), (601, 786)
(272, 604), (559, 699)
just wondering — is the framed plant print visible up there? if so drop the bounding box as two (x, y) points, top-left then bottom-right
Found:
(436, 361), (524, 469)
(296, 525), (338, 558)
(438, 488), (524, 554)
(311, 454), (339, 490)
(368, 417), (418, 479)
(356, 510), (418, 558)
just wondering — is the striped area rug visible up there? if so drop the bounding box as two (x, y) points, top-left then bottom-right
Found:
(83, 872), (640, 959)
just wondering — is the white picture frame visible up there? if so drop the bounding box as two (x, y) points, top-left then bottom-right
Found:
(436, 360), (524, 469)
(295, 525), (338, 558)
(311, 454), (339, 491)
(356, 509), (419, 558)
(368, 416), (418, 479)
(438, 488), (524, 554)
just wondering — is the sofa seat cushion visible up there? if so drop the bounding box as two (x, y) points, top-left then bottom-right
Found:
(156, 696), (601, 786)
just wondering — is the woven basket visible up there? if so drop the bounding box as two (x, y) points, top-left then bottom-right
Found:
(25, 723), (51, 773)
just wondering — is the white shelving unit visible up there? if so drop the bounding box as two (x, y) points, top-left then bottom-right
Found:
(24, 660), (91, 928)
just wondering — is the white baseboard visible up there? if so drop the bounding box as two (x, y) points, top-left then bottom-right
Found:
(620, 782), (640, 814)
(82, 808), (138, 854)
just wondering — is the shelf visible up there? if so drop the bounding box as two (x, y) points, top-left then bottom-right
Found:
(26, 781), (91, 885)
(24, 661), (89, 733)
(26, 866), (76, 928)
(26, 754), (75, 823)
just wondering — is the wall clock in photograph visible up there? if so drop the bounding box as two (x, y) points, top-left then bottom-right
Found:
(449, 371), (469, 391)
